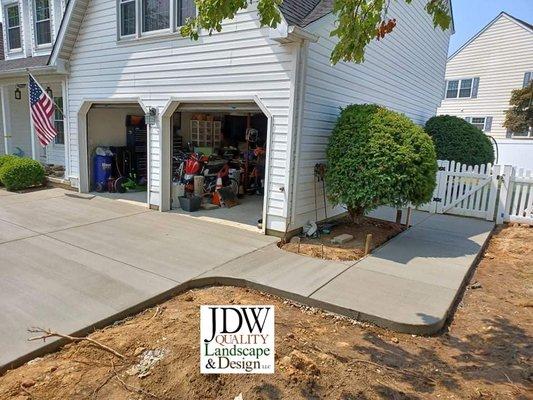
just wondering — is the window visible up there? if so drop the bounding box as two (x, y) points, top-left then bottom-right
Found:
(523, 72), (532, 88)
(446, 80), (459, 98)
(5, 4), (22, 51)
(176, 0), (195, 27)
(120, 0), (136, 36)
(118, 0), (195, 38)
(54, 97), (65, 145)
(471, 117), (486, 131)
(34, 0), (52, 45)
(445, 78), (479, 99)
(466, 116), (492, 132)
(142, 0), (170, 32)
(458, 79), (473, 98)
(511, 127), (532, 138)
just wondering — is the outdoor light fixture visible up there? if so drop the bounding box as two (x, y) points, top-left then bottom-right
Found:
(45, 86), (53, 98)
(14, 87), (21, 100)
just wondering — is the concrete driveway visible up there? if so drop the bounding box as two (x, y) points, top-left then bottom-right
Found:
(0, 188), (276, 370)
(0, 188), (495, 372)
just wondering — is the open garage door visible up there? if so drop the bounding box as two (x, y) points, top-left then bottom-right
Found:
(169, 102), (269, 231)
(85, 103), (148, 205)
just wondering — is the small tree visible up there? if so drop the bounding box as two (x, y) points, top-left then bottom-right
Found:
(425, 115), (494, 166)
(503, 83), (533, 135)
(325, 104), (437, 223)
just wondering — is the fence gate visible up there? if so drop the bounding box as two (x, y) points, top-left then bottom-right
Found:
(418, 160), (499, 221)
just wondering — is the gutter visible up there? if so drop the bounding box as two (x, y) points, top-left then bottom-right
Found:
(0, 65), (58, 79)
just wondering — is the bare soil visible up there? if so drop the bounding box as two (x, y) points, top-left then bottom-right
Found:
(0, 225), (531, 400)
(281, 216), (405, 261)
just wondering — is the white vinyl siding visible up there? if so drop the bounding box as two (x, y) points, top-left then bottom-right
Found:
(65, 1), (294, 231)
(438, 15), (533, 140)
(293, 0), (451, 227)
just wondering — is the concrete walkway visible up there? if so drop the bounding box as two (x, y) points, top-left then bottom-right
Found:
(0, 188), (494, 372)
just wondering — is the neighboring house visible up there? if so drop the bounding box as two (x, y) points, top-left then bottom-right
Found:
(437, 12), (533, 169)
(46, 0), (452, 235)
(0, 0), (67, 166)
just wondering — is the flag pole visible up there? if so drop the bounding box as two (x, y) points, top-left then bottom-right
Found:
(26, 69), (65, 117)
(27, 71), (39, 157)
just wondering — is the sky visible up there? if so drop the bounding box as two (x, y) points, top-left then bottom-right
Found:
(449, 0), (533, 55)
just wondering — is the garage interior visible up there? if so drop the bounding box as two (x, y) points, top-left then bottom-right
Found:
(170, 103), (268, 230)
(87, 104), (148, 204)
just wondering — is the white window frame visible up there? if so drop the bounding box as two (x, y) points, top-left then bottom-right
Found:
(53, 96), (65, 145)
(445, 78), (475, 99)
(470, 117), (486, 131)
(511, 128), (533, 139)
(4, 3), (23, 52)
(33, 0), (53, 47)
(117, 0), (195, 40)
(118, 0), (137, 38)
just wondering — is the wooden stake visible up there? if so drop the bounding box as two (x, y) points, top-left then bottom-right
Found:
(395, 209), (402, 225)
(364, 234), (373, 255)
(405, 207), (412, 227)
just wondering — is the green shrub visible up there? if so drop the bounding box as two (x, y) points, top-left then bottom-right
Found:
(0, 154), (19, 170)
(0, 157), (45, 191)
(424, 115), (495, 165)
(325, 104), (437, 222)
(0, 155), (19, 186)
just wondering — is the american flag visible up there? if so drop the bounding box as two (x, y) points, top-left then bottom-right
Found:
(29, 74), (58, 147)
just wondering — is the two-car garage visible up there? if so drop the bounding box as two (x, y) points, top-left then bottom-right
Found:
(80, 99), (271, 232)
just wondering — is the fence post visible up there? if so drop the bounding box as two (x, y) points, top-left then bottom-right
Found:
(495, 165), (514, 224)
(487, 165), (500, 222)
(435, 160), (449, 214)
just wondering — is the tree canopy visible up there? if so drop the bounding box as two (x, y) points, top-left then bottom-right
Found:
(503, 83), (533, 135)
(325, 104), (437, 223)
(180, 0), (452, 64)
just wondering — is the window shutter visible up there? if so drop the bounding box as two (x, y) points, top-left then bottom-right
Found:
(485, 116), (493, 132)
(443, 80), (448, 99)
(506, 129), (513, 138)
(523, 72), (532, 88)
(471, 78), (480, 98)
(465, 117), (472, 123)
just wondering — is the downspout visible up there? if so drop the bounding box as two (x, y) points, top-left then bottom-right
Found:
(285, 38), (310, 235)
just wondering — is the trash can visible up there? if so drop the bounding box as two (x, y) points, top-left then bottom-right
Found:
(93, 154), (113, 191)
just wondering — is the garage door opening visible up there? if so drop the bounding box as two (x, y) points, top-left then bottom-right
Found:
(86, 103), (148, 205)
(169, 102), (268, 231)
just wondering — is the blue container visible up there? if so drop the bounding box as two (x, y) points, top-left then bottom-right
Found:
(93, 155), (113, 191)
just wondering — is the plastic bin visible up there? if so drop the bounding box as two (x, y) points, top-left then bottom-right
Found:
(179, 196), (201, 212)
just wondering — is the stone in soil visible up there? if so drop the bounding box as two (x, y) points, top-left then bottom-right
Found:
(331, 234), (354, 244)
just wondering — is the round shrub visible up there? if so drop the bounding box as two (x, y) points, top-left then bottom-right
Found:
(0, 154), (19, 170)
(0, 155), (19, 186)
(0, 157), (45, 191)
(326, 104), (437, 222)
(425, 115), (494, 166)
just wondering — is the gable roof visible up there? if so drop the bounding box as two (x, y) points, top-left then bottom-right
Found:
(448, 12), (533, 61)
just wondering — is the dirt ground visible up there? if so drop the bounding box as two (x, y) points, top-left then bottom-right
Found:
(0, 225), (531, 400)
(281, 216), (404, 261)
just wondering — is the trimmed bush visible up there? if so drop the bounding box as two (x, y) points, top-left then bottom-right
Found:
(0, 155), (19, 186)
(0, 154), (19, 170)
(325, 104), (437, 222)
(425, 115), (495, 166)
(0, 157), (45, 191)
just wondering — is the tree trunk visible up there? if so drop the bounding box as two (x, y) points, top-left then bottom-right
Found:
(348, 206), (365, 225)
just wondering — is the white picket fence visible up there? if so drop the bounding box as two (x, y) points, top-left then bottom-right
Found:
(418, 160), (533, 225)
(501, 167), (533, 224)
